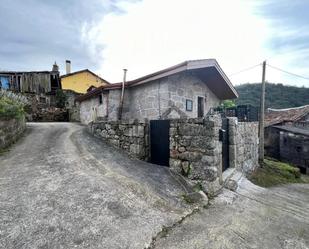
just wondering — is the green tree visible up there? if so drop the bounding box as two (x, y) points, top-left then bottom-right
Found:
(235, 83), (309, 109)
(221, 99), (236, 108)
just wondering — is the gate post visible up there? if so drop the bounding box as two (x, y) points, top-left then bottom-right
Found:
(228, 117), (238, 169)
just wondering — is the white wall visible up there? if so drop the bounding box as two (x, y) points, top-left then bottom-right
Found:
(80, 93), (108, 124)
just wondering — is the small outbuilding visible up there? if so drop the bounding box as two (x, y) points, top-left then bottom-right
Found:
(265, 105), (309, 174)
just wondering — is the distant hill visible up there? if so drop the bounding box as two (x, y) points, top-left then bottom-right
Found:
(235, 83), (309, 109)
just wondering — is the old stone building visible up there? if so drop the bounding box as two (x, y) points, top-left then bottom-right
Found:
(78, 60), (261, 196)
(265, 105), (309, 174)
(77, 59), (238, 124)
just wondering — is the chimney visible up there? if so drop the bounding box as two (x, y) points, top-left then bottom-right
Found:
(65, 60), (71, 74)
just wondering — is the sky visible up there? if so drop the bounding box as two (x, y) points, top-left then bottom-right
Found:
(0, 0), (309, 87)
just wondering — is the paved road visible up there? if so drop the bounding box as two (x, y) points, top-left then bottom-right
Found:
(0, 123), (192, 249)
(1, 123), (308, 249)
(153, 178), (309, 249)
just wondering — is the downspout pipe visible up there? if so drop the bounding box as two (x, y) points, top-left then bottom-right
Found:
(118, 69), (127, 120)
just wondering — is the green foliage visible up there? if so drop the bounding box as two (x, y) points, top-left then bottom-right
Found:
(235, 83), (309, 109)
(221, 99), (236, 108)
(249, 158), (308, 187)
(0, 97), (25, 120)
(55, 89), (67, 108)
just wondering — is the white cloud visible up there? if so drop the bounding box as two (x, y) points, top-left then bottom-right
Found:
(82, 0), (309, 87)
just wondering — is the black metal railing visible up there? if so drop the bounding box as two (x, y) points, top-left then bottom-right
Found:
(212, 105), (259, 122)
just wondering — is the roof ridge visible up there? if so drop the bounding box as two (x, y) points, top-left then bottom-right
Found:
(60, 69), (110, 84)
(267, 105), (309, 112)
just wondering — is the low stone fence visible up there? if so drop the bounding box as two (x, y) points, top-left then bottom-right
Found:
(0, 116), (26, 150)
(169, 116), (222, 195)
(89, 116), (259, 197)
(90, 120), (149, 160)
(228, 118), (259, 174)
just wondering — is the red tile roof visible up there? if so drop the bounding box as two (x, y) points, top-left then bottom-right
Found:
(75, 59), (238, 102)
(265, 105), (309, 127)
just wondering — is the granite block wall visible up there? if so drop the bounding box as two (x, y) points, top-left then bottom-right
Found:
(90, 119), (149, 160)
(89, 115), (259, 196)
(80, 71), (221, 123)
(228, 118), (259, 174)
(169, 115), (222, 196)
(122, 71), (220, 120)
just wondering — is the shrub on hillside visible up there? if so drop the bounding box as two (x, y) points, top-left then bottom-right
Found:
(0, 90), (28, 120)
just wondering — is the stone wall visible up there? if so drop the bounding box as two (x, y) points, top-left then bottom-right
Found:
(80, 92), (109, 124)
(0, 116), (26, 150)
(122, 71), (220, 120)
(169, 115), (222, 196)
(64, 90), (82, 122)
(228, 118), (259, 174)
(90, 120), (149, 160)
(88, 115), (259, 196)
(80, 71), (221, 124)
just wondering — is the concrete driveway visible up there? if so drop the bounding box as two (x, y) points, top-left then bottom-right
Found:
(0, 123), (193, 249)
(153, 178), (309, 249)
(0, 123), (308, 249)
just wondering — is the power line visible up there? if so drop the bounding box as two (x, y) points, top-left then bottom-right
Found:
(267, 64), (309, 81)
(229, 63), (262, 77)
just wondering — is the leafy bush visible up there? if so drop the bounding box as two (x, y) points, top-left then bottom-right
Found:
(0, 90), (28, 120)
(221, 99), (236, 108)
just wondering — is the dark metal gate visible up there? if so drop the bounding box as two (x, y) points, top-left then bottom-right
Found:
(150, 120), (170, 167)
(220, 118), (230, 171)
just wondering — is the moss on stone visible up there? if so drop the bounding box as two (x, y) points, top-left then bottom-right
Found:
(249, 158), (309, 187)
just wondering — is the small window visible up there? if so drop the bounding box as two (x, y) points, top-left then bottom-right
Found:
(186, 99), (193, 111)
(98, 94), (103, 104)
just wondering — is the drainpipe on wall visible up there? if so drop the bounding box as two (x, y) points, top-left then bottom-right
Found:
(118, 69), (127, 120)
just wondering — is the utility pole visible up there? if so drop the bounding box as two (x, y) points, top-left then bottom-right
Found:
(259, 61), (266, 163)
(118, 69), (127, 120)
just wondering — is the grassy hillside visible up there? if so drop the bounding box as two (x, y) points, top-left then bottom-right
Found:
(235, 83), (309, 109)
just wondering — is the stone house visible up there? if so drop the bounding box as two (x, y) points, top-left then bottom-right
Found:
(76, 59), (238, 124)
(80, 60), (261, 196)
(265, 105), (309, 174)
